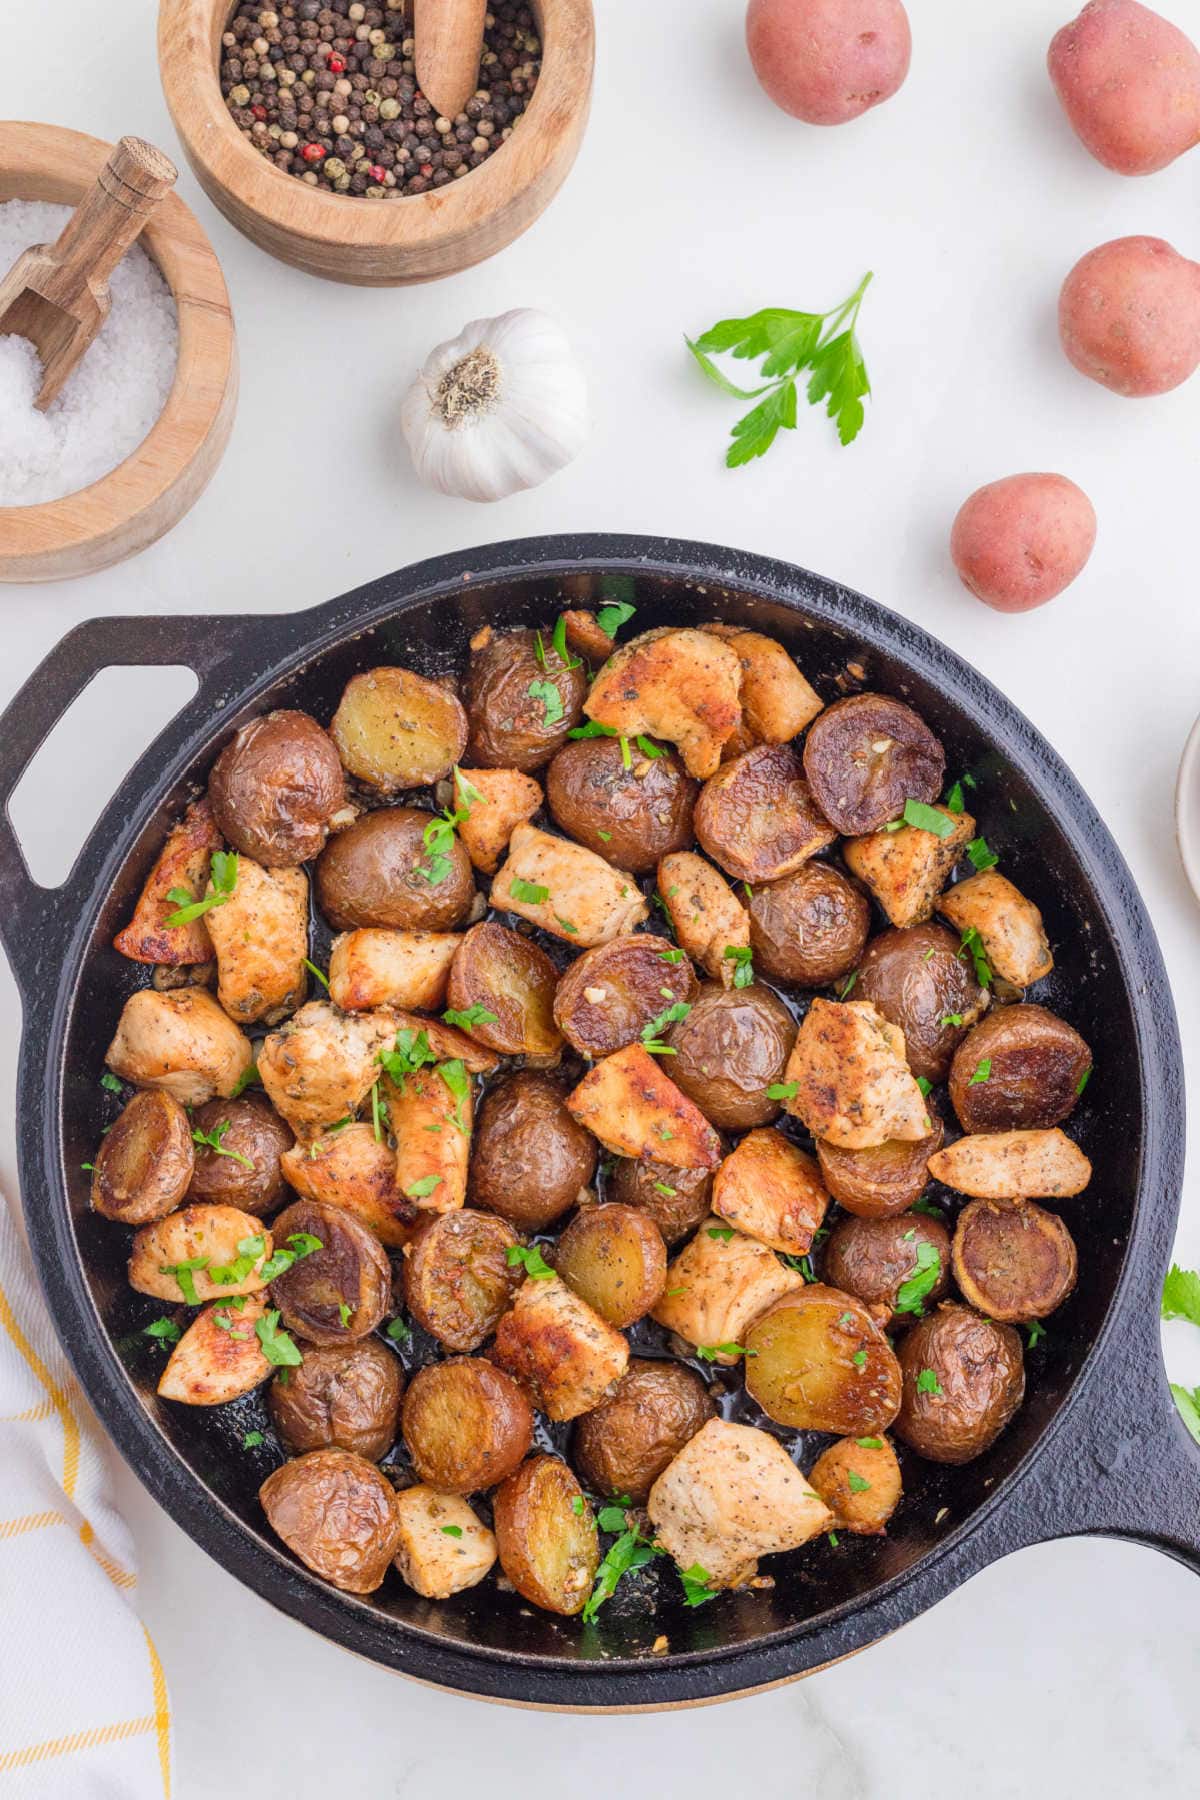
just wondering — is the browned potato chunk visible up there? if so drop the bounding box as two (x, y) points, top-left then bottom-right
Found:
(545, 737), (697, 873)
(657, 851), (750, 987)
(280, 1123), (415, 1249)
(854, 922), (989, 1084)
(566, 1044), (722, 1171)
(493, 1456), (599, 1617)
(695, 745), (837, 884)
(465, 627), (587, 771)
(452, 765), (543, 875)
(157, 1294), (271, 1404)
(745, 1284), (903, 1434)
(844, 806), (975, 928)
(748, 862), (870, 988)
(491, 822), (648, 947)
(650, 1219), (803, 1364)
(895, 1303), (1024, 1464)
(552, 934), (697, 1059)
(822, 1212), (951, 1325)
(331, 667), (468, 793)
(647, 1418), (832, 1588)
(573, 1360), (716, 1503)
(470, 1071), (597, 1230)
(802, 694), (945, 836)
(328, 929), (461, 1012)
(702, 628), (823, 743)
(927, 1129), (1091, 1199)
(269, 1198), (391, 1343)
(560, 608), (616, 664)
(584, 628), (743, 779)
(667, 983), (796, 1132)
(445, 922), (562, 1060)
(951, 1198), (1078, 1323)
(268, 1337), (403, 1460)
(258, 1001), (395, 1141)
(385, 1065), (473, 1215)
(209, 710), (347, 867)
(948, 1004), (1092, 1133)
(782, 998), (929, 1148)
(187, 1095), (294, 1216)
(605, 1157), (715, 1245)
(91, 1090), (194, 1224)
(401, 1357), (533, 1491)
(553, 1204), (667, 1328)
(105, 987), (254, 1107)
(204, 856), (308, 1026)
(808, 1436), (902, 1536)
(315, 807), (475, 933)
(392, 1488), (496, 1599)
(401, 1209), (522, 1350)
(937, 871), (1053, 987)
(259, 1449), (401, 1594)
(816, 1112), (945, 1219)
(129, 1204), (273, 1304)
(491, 1274), (629, 1420)
(114, 797), (220, 966)
(711, 1129), (829, 1255)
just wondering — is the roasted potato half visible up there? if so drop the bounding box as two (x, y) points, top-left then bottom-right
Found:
(948, 1004), (1092, 1133)
(92, 1090), (194, 1225)
(186, 1095), (293, 1216)
(401, 1357), (533, 1493)
(553, 1204), (668, 1328)
(807, 1436), (902, 1536)
(822, 1212), (951, 1325)
(573, 1359), (716, 1504)
(401, 1208), (523, 1351)
(471, 1071), (596, 1230)
(315, 806), (475, 934)
(667, 983), (797, 1133)
(331, 666), (468, 793)
(209, 710), (347, 867)
(802, 694), (945, 837)
(268, 1337), (404, 1461)
(445, 921), (562, 1061)
(604, 1156), (715, 1245)
(546, 736), (698, 874)
(129, 1204), (272, 1304)
(815, 1111), (944, 1219)
(695, 745), (836, 885)
(854, 922), (989, 1084)
(951, 1198), (1078, 1323)
(552, 933), (697, 1059)
(895, 1303), (1025, 1464)
(259, 1449), (401, 1594)
(745, 1284), (903, 1435)
(493, 1455), (599, 1617)
(465, 627), (587, 771)
(748, 862), (870, 988)
(268, 1198), (392, 1344)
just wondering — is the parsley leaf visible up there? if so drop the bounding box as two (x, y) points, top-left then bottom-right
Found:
(243, 1430), (264, 1449)
(231, 1061), (260, 1099)
(506, 1244), (555, 1281)
(509, 877), (550, 905)
(377, 1027), (436, 1086)
(958, 926), (993, 989)
(847, 1471), (871, 1494)
(550, 614), (582, 669)
(839, 970), (858, 1000)
(385, 1316), (411, 1344)
(915, 1076), (933, 1097)
(165, 850), (238, 926)
(1162, 1264), (1200, 1328)
(158, 1257), (209, 1306)
(969, 1058), (992, 1085)
(679, 1563), (718, 1607)
(1172, 1385), (1200, 1445)
(595, 600), (636, 638)
(765, 1080), (799, 1100)
(258, 1231), (323, 1283)
(100, 1072), (124, 1095)
(442, 1004), (498, 1032)
(916, 1368), (943, 1396)
(441, 1524), (464, 1538)
(255, 1309), (303, 1367)
(893, 1241), (942, 1318)
(901, 799), (955, 837)
(582, 1522), (661, 1623)
(303, 957), (329, 989)
(706, 1226), (736, 1242)
(723, 944), (754, 988)
(966, 836), (999, 873)
(191, 1117), (255, 1171)
(944, 781), (965, 814)
(855, 1436), (883, 1449)
(209, 1232), (267, 1287)
(1076, 1066), (1092, 1097)
(406, 1174), (443, 1199)
(642, 999), (691, 1042)
(695, 1341), (755, 1361)
(1025, 1320), (1047, 1349)
(143, 1317), (181, 1344)
(527, 678), (564, 727)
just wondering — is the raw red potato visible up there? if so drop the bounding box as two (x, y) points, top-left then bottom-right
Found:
(1048, 0), (1200, 176)
(746, 0), (912, 126)
(1059, 237), (1200, 397)
(952, 472), (1097, 611)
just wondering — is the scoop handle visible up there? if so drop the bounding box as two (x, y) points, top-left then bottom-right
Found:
(46, 136), (177, 303)
(413, 0), (488, 121)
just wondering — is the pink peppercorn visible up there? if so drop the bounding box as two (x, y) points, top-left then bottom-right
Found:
(369, 162), (386, 182)
(328, 53), (345, 72)
(301, 142), (325, 162)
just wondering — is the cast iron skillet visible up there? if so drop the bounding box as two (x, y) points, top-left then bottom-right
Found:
(1, 535), (1197, 1709)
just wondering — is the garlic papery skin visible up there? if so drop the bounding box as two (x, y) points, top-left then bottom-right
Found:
(400, 308), (588, 503)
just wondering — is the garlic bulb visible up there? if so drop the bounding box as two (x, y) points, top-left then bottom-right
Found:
(400, 308), (588, 503)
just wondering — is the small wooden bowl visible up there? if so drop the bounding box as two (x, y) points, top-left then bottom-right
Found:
(0, 123), (237, 584)
(158, 0), (594, 286)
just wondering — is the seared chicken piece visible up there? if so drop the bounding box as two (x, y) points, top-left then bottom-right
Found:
(491, 822), (648, 947)
(384, 1065), (472, 1214)
(928, 1129), (1091, 1199)
(937, 871), (1053, 987)
(384, 1010), (501, 1074)
(657, 851), (750, 988)
(328, 928), (461, 1013)
(105, 987), (253, 1106)
(584, 629), (743, 779)
(711, 1130), (830, 1255)
(129, 1204), (272, 1304)
(258, 1001), (395, 1140)
(492, 1274), (629, 1421)
(844, 806), (976, 929)
(157, 1294), (271, 1405)
(392, 1487), (497, 1599)
(453, 766), (543, 875)
(648, 1419), (833, 1588)
(566, 1043), (722, 1170)
(204, 856), (309, 1025)
(701, 626), (824, 743)
(280, 1123), (416, 1248)
(113, 797), (221, 967)
(783, 998), (930, 1148)
(650, 1219), (804, 1364)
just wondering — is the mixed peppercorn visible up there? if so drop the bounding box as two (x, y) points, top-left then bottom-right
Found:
(219, 0), (541, 197)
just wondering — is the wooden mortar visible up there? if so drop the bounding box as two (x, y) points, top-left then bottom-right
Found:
(0, 123), (237, 584)
(158, 0), (595, 286)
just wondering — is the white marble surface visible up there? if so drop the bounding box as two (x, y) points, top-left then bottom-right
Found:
(3, 0), (1200, 1790)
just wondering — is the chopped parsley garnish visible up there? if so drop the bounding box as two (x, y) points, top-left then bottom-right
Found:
(1076, 1066), (1092, 1096)
(209, 1233), (267, 1287)
(847, 1471), (871, 1493)
(827, 1532), (840, 1548)
(255, 1309), (303, 1367)
(679, 1563), (718, 1607)
(642, 999), (691, 1042)
(441, 1525), (464, 1538)
(370, 1078), (386, 1144)
(595, 599), (636, 637)
(385, 1317), (411, 1344)
(443, 1004), (498, 1031)
(657, 946), (685, 963)
(509, 876), (550, 905)
(231, 1061), (260, 1098)
(653, 1180), (677, 1196)
(259, 1231), (323, 1283)
(1162, 1264), (1200, 1328)
(839, 970), (858, 1000)
(143, 1317), (181, 1344)
(437, 1058), (472, 1135)
(165, 850), (239, 926)
(939, 1012), (964, 1028)
(969, 1058), (992, 1085)
(901, 799), (955, 837)
(696, 1342), (755, 1361)
(911, 1196), (944, 1218)
(377, 1026), (436, 1085)
(551, 614), (582, 669)
(723, 944), (754, 988)
(915, 1076), (933, 1097)
(527, 678), (564, 727)
(781, 1252), (817, 1281)
(597, 828), (612, 841)
(965, 836), (998, 873)
(893, 1242), (942, 1318)
(958, 925), (993, 989)
(453, 767), (486, 811)
(571, 1495), (585, 1516)
(100, 1072), (124, 1095)
(852, 1348), (868, 1369)
(640, 1041), (677, 1056)
(555, 915), (579, 935)
(944, 781), (965, 814)
(765, 1080), (799, 1100)
(191, 1117), (255, 1171)
(1025, 1320), (1048, 1349)
(303, 957), (329, 989)
(338, 1302), (353, 1327)
(406, 1174), (443, 1199)
(158, 1257), (210, 1306)
(855, 1437), (883, 1449)
(582, 1518), (661, 1622)
(506, 1244), (555, 1281)
(706, 1226), (736, 1242)
(916, 1367), (943, 1396)
(243, 1431), (264, 1449)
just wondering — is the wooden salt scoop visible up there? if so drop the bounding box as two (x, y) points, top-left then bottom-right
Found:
(0, 135), (177, 412)
(413, 0), (489, 124)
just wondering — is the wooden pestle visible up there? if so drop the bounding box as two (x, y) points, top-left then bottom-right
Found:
(413, 0), (489, 124)
(0, 135), (177, 411)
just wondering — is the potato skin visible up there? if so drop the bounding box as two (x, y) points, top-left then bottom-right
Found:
(209, 711), (346, 866)
(604, 1157), (714, 1244)
(186, 1095), (293, 1215)
(1048, 0), (1200, 176)
(92, 1090), (194, 1224)
(269, 1199), (392, 1345)
(948, 1003), (1091, 1133)
(401, 1209), (523, 1351)
(694, 745), (836, 885)
(854, 922), (989, 1083)
(315, 807), (474, 933)
(746, 0), (911, 124)
(803, 694), (944, 836)
(815, 1111), (944, 1218)
(748, 863), (869, 987)
(573, 1360), (717, 1504)
(493, 1456), (599, 1617)
(951, 473), (1097, 611)
(465, 628), (587, 771)
(896, 1304), (1024, 1464)
(259, 1449), (401, 1594)
(807, 1436), (902, 1535)
(1059, 235), (1200, 397)
(666, 982), (797, 1131)
(470, 1071), (597, 1231)
(268, 1338), (403, 1461)
(822, 1212), (951, 1325)
(401, 1357), (533, 1493)
(553, 934), (698, 1059)
(546, 737), (697, 873)
(951, 1198), (1078, 1323)
(331, 666), (468, 793)
(745, 1284), (903, 1434)
(553, 1204), (667, 1328)
(444, 921), (562, 1060)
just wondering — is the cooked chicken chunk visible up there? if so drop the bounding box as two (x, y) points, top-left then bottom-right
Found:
(204, 856), (308, 1025)
(492, 1274), (629, 1421)
(105, 987), (254, 1106)
(385, 1065), (472, 1215)
(928, 1129), (1091, 1199)
(566, 1044), (722, 1170)
(937, 871), (1053, 987)
(384, 1010), (501, 1074)
(701, 627), (824, 743)
(157, 1294), (271, 1405)
(650, 1219), (804, 1363)
(844, 806), (976, 929)
(491, 822), (648, 947)
(392, 1487), (497, 1599)
(128, 1204), (272, 1304)
(711, 1130), (830, 1255)
(782, 998), (929, 1148)
(280, 1122), (416, 1248)
(258, 1001), (395, 1140)
(328, 929), (461, 1012)
(657, 851), (751, 988)
(647, 1419), (832, 1588)
(113, 798), (222, 967)
(584, 629), (743, 779)
(453, 767), (543, 875)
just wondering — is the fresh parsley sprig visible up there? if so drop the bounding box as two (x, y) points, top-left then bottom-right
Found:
(1163, 1264), (1200, 1444)
(165, 850), (238, 927)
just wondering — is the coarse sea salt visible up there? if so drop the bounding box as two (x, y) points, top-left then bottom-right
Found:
(0, 199), (178, 507)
